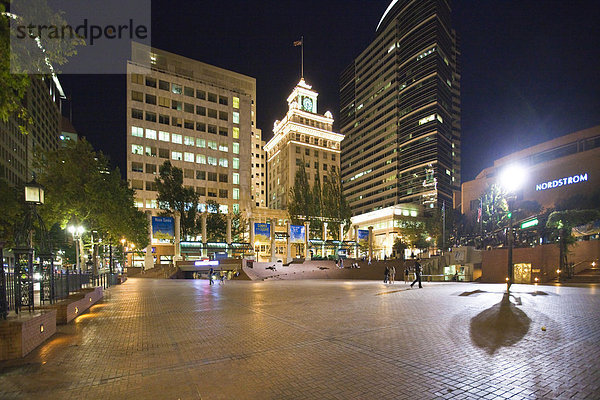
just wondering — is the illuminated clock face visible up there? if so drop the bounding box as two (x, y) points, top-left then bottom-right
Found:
(302, 97), (313, 112)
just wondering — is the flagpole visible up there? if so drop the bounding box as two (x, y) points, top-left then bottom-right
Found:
(301, 36), (304, 78)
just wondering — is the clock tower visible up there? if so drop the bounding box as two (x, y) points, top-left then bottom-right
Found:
(264, 78), (344, 210)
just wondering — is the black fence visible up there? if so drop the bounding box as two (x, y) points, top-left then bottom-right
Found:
(1, 268), (120, 320)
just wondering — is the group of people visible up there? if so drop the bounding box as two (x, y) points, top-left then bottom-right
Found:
(208, 267), (226, 285)
(383, 259), (423, 288)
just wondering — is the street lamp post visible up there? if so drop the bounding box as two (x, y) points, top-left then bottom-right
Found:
(68, 225), (85, 271)
(499, 165), (527, 292)
(120, 238), (126, 273)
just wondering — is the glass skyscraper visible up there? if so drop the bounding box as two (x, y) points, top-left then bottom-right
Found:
(340, 0), (461, 216)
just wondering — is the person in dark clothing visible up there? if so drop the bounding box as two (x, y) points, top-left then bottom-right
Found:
(410, 259), (423, 288)
(209, 268), (214, 285)
(384, 265), (389, 283)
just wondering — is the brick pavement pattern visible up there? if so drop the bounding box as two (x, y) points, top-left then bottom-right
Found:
(1, 279), (599, 399)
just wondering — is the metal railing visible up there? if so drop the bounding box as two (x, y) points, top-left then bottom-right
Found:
(1, 268), (120, 319)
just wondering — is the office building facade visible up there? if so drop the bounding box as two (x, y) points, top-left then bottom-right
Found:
(0, 76), (64, 186)
(126, 43), (256, 219)
(265, 78), (344, 210)
(340, 0), (461, 216)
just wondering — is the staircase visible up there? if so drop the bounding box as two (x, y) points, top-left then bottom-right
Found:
(566, 267), (600, 284)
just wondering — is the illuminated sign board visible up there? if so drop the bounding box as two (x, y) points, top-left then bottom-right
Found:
(194, 260), (219, 267)
(520, 219), (539, 229)
(535, 173), (588, 191)
(290, 225), (305, 244)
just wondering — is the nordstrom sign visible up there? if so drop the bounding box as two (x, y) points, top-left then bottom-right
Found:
(535, 173), (588, 191)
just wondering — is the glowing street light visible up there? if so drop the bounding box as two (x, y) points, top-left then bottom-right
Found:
(498, 164), (527, 291)
(67, 225), (85, 270)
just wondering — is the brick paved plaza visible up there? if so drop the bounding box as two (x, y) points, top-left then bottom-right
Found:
(1, 278), (599, 399)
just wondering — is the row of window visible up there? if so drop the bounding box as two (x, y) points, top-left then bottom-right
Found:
(131, 92), (241, 123)
(132, 179), (241, 200)
(131, 145), (240, 168)
(294, 146), (336, 161)
(131, 74), (240, 109)
(136, 199), (238, 214)
(132, 163), (240, 183)
(131, 127), (239, 153)
(131, 108), (241, 131)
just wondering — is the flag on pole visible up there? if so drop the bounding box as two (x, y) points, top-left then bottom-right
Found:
(293, 39), (303, 47)
(477, 205), (482, 223)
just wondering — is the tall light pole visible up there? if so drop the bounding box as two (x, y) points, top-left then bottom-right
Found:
(120, 238), (126, 273)
(68, 225), (85, 270)
(499, 165), (527, 292)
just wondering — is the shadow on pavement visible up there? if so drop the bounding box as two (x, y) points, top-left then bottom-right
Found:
(470, 293), (530, 355)
(459, 289), (487, 297)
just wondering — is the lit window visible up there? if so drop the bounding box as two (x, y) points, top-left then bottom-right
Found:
(233, 143), (239, 154)
(196, 139), (206, 148)
(134, 199), (144, 208)
(159, 131), (170, 142)
(184, 152), (194, 162)
(172, 151), (182, 160)
(171, 84), (182, 94)
(233, 112), (240, 124)
(146, 129), (157, 140)
(131, 144), (143, 155)
(207, 141), (217, 150)
(233, 188), (240, 200)
(219, 144), (228, 152)
(172, 134), (183, 144)
(233, 173), (239, 185)
(207, 156), (217, 166)
(219, 204), (228, 214)
(233, 158), (239, 169)
(233, 127), (239, 139)
(146, 199), (157, 209)
(418, 114), (436, 125)
(233, 97), (239, 109)
(196, 154), (206, 164)
(219, 158), (228, 167)
(233, 204), (239, 213)
(131, 126), (144, 137)
(184, 136), (195, 146)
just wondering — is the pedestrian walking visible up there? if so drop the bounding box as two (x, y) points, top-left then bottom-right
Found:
(209, 268), (214, 285)
(219, 272), (225, 285)
(404, 267), (409, 283)
(384, 265), (389, 283)
(389, 265), (395, 284)
(410, 259), (423, 288)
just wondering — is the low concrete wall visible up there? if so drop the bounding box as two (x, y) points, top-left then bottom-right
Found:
(40, 286), (103, 324)
(0, 310), (57, 360)
(481, 240), (600, 283)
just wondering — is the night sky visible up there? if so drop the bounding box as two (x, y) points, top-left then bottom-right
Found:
(59, 0), (600, 183)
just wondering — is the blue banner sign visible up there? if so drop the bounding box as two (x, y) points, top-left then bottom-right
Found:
(254, 223), (271, 242)
(358, 229), (369, 243)
(152, 216), (174, 241)
(535, 173), (588, 191)
(290, 225), (305, 243)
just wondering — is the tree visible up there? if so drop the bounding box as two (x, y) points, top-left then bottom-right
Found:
(0, 179), (24, 247)
(231, 210), (246, 243)
(546, 209), (600, 274)
(480, 184), (509, 233)
(392, 237), (407, 260)
(321, 167), (352, 239)
(204, 200), (226, 242)
(155, 161), (199, 239)
(1, 1), (83, 132)
(36, 139), (149, 264)
(288, 162), (312, 223)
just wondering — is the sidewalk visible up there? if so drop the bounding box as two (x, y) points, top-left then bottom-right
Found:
(1, 279), (598, 399)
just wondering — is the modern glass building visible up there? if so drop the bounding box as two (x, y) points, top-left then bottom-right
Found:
(340, 0), (461, 216)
